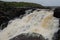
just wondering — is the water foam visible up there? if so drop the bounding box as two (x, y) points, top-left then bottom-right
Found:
(0, 9), (59, 40)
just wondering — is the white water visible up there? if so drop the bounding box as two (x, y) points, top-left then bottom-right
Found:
(0, 9), (59, 40)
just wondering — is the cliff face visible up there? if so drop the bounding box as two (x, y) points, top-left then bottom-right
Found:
(0, 7), (35, 30)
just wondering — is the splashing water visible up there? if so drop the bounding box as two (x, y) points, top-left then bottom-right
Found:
(0, 9), (59, 40)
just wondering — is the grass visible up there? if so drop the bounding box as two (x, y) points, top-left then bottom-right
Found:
(0, 1), (44, 8)
(0, 1), (45, 11)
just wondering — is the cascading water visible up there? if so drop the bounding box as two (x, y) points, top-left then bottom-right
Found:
(0, 9), (59, 40)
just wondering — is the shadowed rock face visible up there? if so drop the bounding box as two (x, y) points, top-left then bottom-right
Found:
(52, 30), (60, 40)
(0, 11), (9, 30)
(10, 33), (46, 40)
(54, 7), (60, 18)
(0, 8), (36, 30)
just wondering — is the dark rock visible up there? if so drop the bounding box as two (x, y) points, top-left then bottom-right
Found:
(52, 30), (60, 40)
(0, 11), (9, 30)
(0, 7), (35, 30)
(54, 7), (60, 18)
(10, 33), (46, 40)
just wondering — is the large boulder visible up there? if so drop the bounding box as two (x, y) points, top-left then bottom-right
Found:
(10, 33), (46, 40)
(54, 7), (60, 18)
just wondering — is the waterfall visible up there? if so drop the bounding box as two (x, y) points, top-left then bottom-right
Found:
(0, 9), (59, 40)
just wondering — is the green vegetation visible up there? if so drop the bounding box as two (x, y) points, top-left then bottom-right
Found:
(0, 1), (45, 11)
(0, 1), (44, 8)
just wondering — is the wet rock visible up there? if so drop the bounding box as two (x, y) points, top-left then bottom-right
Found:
(52, 30), (60, 40)
(0, 11), (9, 30)
(10, 33), (46, 40)
(54, 7), (60, 18)
(0, 7), (35, 30)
